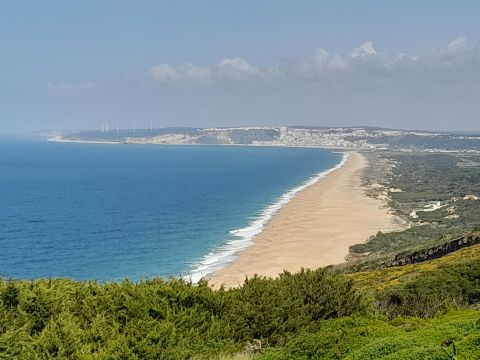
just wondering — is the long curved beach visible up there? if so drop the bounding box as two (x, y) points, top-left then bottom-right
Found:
(208, 151), (399, 288)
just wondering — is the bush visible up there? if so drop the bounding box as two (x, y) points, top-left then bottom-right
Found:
(0, 250), (478, 358)
(257, 310), (480, 360)
(223, 268), (367, 346)
(375, 254), (480, 319)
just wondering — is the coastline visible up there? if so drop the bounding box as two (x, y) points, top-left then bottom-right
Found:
(187, 153), (348, 283)
(47, 136), (122, 145)
(207, 151), (399, 288)
(46, 137), (398, 285)
(47, 135), (358, 150)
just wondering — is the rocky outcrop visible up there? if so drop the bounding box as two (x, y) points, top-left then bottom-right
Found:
(384, 232), (480, 267)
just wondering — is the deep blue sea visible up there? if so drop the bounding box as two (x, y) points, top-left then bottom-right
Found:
(0, 140), (342, 282)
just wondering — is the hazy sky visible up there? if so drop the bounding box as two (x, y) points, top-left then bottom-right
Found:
(1, 1), (480, 133)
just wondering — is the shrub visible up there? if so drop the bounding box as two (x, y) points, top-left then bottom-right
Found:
(223, 268), (367, 346)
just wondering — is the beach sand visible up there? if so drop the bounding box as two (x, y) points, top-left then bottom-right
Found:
(47, 136), (121, 145)
(208, 151), (399, 288)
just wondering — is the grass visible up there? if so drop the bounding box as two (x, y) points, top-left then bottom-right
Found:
(349, 243), (480, 293)
(255, 310), (480, 360)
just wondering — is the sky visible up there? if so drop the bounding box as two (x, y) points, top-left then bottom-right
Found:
(1, 1), (480, 133)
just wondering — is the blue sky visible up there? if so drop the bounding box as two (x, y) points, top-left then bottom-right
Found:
(1, 1), (480, 133)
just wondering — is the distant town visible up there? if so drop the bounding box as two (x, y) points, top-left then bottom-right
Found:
(49, 126), (480, 152)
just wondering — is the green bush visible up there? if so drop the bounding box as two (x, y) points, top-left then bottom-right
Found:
(0, 269), (366, 358)
(257, 310), (480, 360)
(223, 268), (366, 346)
(373, 252), (480, 319)
(0, 248), (478, 358)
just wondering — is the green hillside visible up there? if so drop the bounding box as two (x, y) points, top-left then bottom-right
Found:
(1, 244), (479, 359)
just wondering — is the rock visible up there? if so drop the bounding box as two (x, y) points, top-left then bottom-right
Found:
(383, 233), (480, 268)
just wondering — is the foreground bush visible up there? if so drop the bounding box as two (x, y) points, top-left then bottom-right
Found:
(350, 244), (480, 319)
(257, 310), (480, 360)
(0, 269), (365, 359)
(1, 246), (479, 359)
(222, 268), (367, 346)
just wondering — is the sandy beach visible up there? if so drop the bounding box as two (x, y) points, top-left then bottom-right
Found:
(208, 152), (399, 288)
(47, 136), (122, 145)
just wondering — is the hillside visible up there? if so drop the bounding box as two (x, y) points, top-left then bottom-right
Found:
(345, 151), (480, 271)
(51, 126), (480, 152)
(1, 243), (479, 359)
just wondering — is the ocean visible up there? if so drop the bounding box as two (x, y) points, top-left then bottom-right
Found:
(0, 140), (343, 282)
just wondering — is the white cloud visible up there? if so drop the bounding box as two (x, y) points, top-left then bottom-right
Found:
(328, 54), (348, 70)
(448, 36), (466, 53)
(180, 64), (210, 80)
(178, 63), (212, 83)
(313, 48), (348, 70)
(397, 53), (417, 61)
(313, 48), (329, 65)
(151, 63), (177, 82)
(151, 63), (212, 84)
(149, 57), (280, 84)
(350, 41), (377, 58)
(47, 37), (480, 132)
(147, 37), (479, 88)
(296, 48), (348, 75)
(217, 57), (259, 80)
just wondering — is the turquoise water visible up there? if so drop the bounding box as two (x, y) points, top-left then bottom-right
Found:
(0, 140), (342, 281)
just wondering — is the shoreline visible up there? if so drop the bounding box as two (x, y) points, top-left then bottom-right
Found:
(46, 135), (361, 151)
(47, 136), (122, 145)
(187, 153), (349, 283)
(208, 151), (400, 288)
(46, 138), (398, 286)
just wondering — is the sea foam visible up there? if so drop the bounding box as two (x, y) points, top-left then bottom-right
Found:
(186, 152), (349, 284)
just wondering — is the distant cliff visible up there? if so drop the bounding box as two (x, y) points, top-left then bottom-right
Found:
(50, 126), (480, 151)
(384, 232), (480, 267)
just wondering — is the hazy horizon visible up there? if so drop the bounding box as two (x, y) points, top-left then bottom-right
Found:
(11, 124), (480, 137)
(2, 1), (480, 134)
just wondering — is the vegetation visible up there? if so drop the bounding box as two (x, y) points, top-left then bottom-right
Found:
(256, 310), (480, 360)
(1, 245), (479, 359)
(255, 245), (480, 360)
(350, 244), (480, 319)
(348, 152), (480, 270)
(0, 269), (366, 359)
(365, 134), (480, 151)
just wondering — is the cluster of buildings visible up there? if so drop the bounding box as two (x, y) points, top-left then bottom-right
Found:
(58, 126), (479, 152)
(252, 127), (376, 149)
